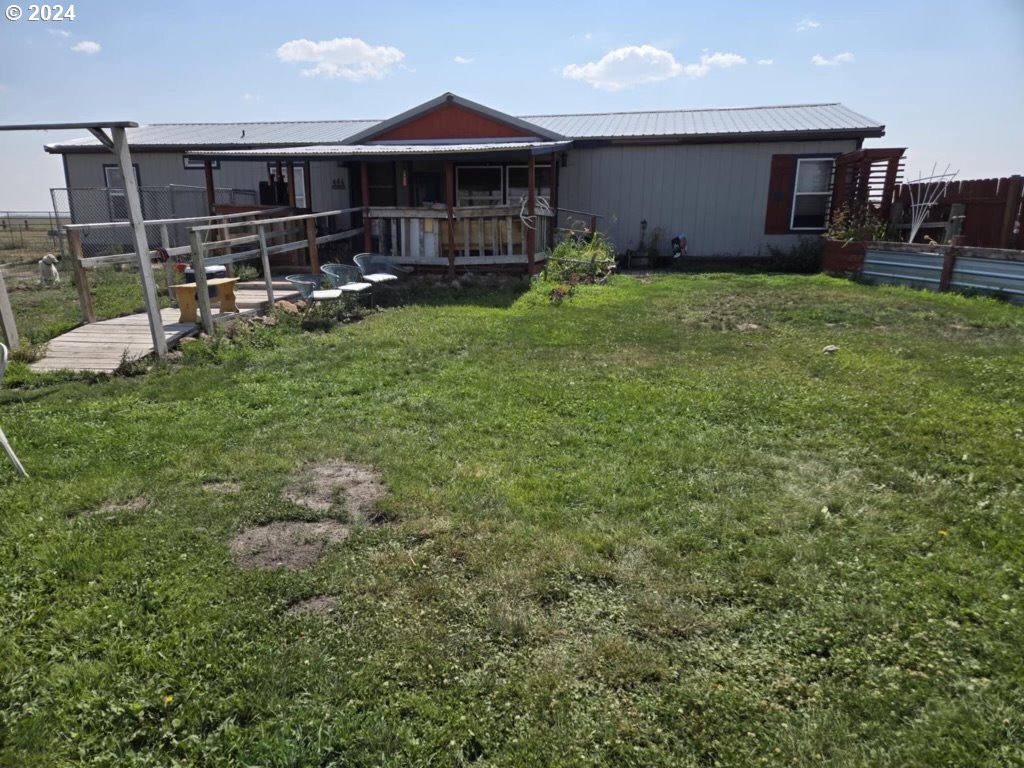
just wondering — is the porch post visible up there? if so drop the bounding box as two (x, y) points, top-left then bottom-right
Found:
(286, 161), (297, 208)
(361, 162), (372, 253)
(444, 160), (456, 279)
(527, 154), (536, 274)
(303, 160), (313, 211)
(203, 159), (216, 215)
(112, 126), (167, 357)
(549, 153), (560, 249)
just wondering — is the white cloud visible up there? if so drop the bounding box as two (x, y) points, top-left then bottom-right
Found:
(276, 37), (405, 81)
(563, 45), (682, 91)
(453, 55), (473, 65)
(563, 45), (746, 90)
(48, 28), (70, 38)
(796, 18), (821, 31)
(71, 40), (101, 54)
(682, 51), (747, 78)
(757, 58), (774, 66)
(811, 52), (854, 66)
(242, 92), (260, 101)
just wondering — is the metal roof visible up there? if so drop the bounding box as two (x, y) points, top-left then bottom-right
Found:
(521, 103), (883, 140)
(188, 141), (573, 160)
(45, 102), (883, 153)
(46, 119), (379, 152)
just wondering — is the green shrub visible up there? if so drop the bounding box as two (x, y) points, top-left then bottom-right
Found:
(543, 230), (616, 286)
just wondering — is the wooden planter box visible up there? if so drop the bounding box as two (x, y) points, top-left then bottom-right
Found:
(822, 239), (867, 276)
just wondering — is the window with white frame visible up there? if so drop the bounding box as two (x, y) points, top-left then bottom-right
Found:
(506, 165), (551, 205)
(103, 163), (140, 221)
(456, 166), (502, 207)
(790, 158), (834, 230)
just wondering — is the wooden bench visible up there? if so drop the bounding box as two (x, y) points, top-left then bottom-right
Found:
(172, 277), (239, 323)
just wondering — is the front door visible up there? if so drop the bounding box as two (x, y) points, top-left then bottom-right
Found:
(413, 172), (443, 207)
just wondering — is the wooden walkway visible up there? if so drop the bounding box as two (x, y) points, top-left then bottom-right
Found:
(31, 280), (298, 374)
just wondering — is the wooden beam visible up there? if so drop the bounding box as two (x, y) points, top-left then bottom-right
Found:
(111, 126), (167, 357)
(305, 218), (319, 274)
(361, 162), (372, 253)
(257, 224), (274, 304)
(67, 228), (96, 323)
(189, 229), (214, 335)
(204, 159), (216, 215)
(999, 175), (1023, 250)
(444, 161), (456, 279)
(527, 154), (536, 274)
(286, 161), (297, 208)
(549, 153), (560, 249)
(86, 127), (114, 149)
(303, 160), (313, 212)
(0, 266), (19, 351)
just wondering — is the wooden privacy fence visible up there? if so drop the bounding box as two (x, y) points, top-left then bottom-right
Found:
(860, 243), (1024, 303)
(892, 175), (1023, 250)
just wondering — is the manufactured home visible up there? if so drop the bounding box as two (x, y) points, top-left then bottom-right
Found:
(45, 92), (891, 266)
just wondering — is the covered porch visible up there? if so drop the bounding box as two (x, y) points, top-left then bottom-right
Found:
(190, 138), (571, 273)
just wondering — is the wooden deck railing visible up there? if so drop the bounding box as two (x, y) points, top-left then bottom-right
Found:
(366, 206), (553, 266)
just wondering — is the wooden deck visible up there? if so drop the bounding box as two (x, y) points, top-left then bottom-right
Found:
(31, 280), (298, 374)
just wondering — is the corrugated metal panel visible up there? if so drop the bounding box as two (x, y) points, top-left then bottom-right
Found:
(525, 103), (882, 139)
(862, 249), (945, 290)
(49, 120), (381, 150)
(191, 141), (572, 158)
(950, 257), (1024, 301)
(558, 139), (858, 257)
(47, 103), (883, 151)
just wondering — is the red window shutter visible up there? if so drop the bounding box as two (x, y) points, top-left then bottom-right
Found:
(764, 154), (797, 234)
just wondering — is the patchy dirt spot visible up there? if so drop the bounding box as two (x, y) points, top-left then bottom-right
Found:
(286, 595), (340, 616)
(735, 322), (761, 332)
(230, 520), (351, 570)
(84, 497), (149, 517)
(282, 460), (388, 522)
(203, 480), (241, 493)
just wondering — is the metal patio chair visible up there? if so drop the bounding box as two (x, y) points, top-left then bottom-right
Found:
(284, 274), (343, 317)
(0, 343), (29, 478)
(353, 253), (413, 286)
(321, 263), (374, 307)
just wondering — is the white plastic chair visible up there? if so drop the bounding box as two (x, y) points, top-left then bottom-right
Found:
(0, 343), (29, 478)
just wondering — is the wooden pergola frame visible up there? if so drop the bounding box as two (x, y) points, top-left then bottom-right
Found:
(0, 121), (167, 357)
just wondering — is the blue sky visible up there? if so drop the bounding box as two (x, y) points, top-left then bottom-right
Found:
(1, 0), (1022, 210)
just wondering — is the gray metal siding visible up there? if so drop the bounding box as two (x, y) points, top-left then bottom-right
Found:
(558, 139), (858, 256)
(63, 152), (350, 219)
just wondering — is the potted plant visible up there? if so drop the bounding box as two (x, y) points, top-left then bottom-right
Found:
(822, 202), (890, 276)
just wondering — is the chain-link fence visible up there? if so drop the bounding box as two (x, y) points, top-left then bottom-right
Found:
(51, 185), (258, 256)
(0, 211), (69, 264)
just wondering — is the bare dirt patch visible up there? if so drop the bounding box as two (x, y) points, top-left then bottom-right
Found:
(230, 520), (351, 570)
(203, 480), (241, 493)
(80, 497), (149, 518)
(286, 595), (340, 616)
(282, 460), (388, 522)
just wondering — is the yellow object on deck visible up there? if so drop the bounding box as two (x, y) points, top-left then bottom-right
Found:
(172, 277), (239, 323)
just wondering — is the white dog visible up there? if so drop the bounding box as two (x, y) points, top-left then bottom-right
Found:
(39, 253), (60, 285)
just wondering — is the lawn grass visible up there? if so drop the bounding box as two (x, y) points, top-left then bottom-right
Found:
(1, 273), (1022, 766)
(4, 268), (168, 346)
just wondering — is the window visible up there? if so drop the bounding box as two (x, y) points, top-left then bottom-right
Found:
(506, 165), (551, 205)
(790, 158), (834, 230)
(103, 163), (140, 221)
(456, 166), (502, 207)
(183, 156), (220, 170)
